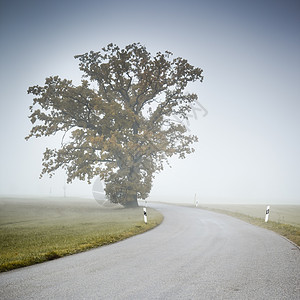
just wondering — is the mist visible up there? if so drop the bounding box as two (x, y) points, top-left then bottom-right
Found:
(0, 0), (299, 204)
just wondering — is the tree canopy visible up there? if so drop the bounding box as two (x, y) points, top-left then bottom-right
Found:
(26, 43), (204, 207)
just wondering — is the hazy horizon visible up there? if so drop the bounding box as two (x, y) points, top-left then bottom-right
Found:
(1, 0), (299, 205)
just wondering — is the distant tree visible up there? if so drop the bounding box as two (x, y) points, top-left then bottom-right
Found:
(26, 43), (203, 207)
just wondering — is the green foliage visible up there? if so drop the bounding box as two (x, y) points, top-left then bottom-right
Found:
(26, 43), (203, 206)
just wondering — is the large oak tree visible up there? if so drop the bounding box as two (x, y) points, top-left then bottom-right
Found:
(26, 43), (203, 207)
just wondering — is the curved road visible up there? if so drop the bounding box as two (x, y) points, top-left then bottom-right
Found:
(1, 203), (299, 299)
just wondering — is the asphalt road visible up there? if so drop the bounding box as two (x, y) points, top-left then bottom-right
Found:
(1, 203), (299, 299)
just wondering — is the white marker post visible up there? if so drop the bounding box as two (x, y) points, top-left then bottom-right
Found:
(265, 205), (270, 222)
(194, 193), (199, 207)
(143, 207), (147, 224)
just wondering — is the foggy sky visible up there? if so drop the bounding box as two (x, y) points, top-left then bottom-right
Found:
(0, 0), (299, 204)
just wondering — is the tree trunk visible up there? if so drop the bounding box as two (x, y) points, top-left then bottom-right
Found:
(123, 193), (139, 208)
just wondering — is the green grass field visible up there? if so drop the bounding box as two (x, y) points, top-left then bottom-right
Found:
(197, 204), (300, 247)
(199, 204), (300, 227)
(0, 197), (163, 272)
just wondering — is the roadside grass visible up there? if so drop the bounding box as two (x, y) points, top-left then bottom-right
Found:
(0, 197), (163, 272)
(197, 204), (300, 247)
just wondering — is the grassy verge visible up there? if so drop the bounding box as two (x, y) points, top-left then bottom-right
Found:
(198, 205), (300, 247)
(0, 197), (163, 272)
